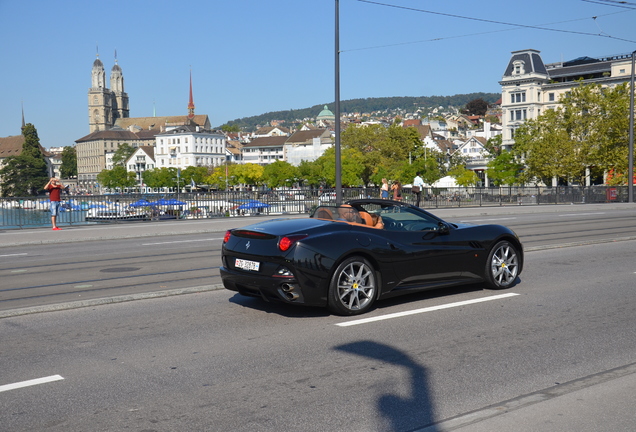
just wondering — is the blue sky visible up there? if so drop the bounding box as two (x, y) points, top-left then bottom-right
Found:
(1, 0), (634, 149)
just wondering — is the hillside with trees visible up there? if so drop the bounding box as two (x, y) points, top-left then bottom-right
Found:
(219, 93), (500, 131)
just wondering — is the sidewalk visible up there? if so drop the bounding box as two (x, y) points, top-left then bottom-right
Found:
(423, 362), (636, 432)
(1, 202), (635, 248)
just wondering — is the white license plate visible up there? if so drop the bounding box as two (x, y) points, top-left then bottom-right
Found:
(235, 258), (260, 271)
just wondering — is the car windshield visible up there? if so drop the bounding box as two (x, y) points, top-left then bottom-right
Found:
(311, 203), (443, 231)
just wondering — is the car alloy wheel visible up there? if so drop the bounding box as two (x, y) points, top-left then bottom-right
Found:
(328, 256), (376, 315)
(486, 240), (519, 289)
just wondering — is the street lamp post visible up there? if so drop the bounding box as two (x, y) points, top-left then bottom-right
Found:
(334, 0), (342, 205)
(629, 50), (635, 203)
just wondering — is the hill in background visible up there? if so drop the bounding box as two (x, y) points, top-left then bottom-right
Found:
(219, 92), (500, 131)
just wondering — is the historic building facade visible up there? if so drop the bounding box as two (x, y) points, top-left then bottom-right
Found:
(76, 57), (212, 191)
(500, 49), (634, 151)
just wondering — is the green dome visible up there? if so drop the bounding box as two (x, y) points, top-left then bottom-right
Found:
(317, 105), (335, 120)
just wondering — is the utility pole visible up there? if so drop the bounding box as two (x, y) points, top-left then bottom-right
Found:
(335, 0), (342, 205)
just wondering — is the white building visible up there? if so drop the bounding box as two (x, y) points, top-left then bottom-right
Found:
(500, 49), (634, 151)
(125, 146), (155, 187)
(154, 125), (226, 170)
(284, 129), (333, 166)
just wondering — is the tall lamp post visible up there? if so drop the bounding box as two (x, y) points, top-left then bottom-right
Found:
(629, 50), (635, 203)
(334, 0), (342, 205)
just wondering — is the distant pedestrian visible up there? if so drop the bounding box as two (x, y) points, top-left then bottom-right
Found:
(412, 172), (424, 207)
(381, 178), (389, 199)
(391, 180), (402, 201)
(44, 177), (64, 230)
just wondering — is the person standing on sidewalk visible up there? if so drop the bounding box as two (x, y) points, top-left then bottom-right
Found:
(44, 177), (64, 230)
(412, 172), (424, 207)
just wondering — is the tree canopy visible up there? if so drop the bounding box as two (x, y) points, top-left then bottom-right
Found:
(513, 82), (630, 186)
(0, 123), (49, 196)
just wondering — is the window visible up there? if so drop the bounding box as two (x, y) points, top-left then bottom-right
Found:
(512, 60), (525, 75)
(511, 92), (526, 103)
(548, 93), (555, 102)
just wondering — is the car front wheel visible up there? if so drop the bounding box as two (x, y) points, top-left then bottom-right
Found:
(485, 240), (520, 289)
(328, 256), (376, 315)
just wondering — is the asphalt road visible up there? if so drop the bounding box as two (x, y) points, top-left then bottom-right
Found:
(2, 204), (636, 314)
(2, 203), (636, 431)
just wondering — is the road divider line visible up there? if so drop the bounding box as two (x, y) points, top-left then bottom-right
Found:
(142, 238), (222, 246)
(0, 375), (64, 393)
(336, 293), (520, 327)
(0, 253), (28, 258)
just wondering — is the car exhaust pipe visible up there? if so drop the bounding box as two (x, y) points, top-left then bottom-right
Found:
(281, 283), (299, 301)
(284, 291), (299, 301)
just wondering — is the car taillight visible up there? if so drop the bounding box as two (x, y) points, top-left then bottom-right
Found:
(278, 234), (308, 252)
(223, 230), (232, 243)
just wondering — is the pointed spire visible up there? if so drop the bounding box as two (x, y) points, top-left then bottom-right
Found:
(187, 68), (195, 119)
(21, 101), (25, 129)
(114, 48), (118, 64)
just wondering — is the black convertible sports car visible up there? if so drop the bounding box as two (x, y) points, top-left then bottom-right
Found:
(220, 199), (523, 316)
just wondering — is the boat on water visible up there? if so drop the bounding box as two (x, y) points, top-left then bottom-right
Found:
(85, 207), (150, 221)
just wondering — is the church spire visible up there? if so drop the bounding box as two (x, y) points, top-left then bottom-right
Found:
(187, 69), (195, 119)
(21, 101), (25, 129)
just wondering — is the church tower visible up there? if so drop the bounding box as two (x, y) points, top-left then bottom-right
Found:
(110, 52), (129, 122)
(88, 54), (113, 132)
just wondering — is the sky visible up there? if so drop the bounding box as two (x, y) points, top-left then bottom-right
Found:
(1, 0), (635, 149)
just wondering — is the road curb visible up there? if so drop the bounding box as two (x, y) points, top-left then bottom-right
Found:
(0, 284), (225, 319)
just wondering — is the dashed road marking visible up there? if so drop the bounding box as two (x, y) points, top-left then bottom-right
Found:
(0, 375), (64, 393)
(336, 293), (520, 327)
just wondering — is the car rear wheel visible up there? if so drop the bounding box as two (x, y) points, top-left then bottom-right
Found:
(328, 257), (376, 315)
(485, 240), (520, 289)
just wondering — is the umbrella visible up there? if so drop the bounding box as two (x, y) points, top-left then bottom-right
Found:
(129, 199), (154, 208)
(237, 200), (270, 210)
(153, 198), (186, 206)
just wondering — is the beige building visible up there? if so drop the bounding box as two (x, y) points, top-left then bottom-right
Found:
(76, 56), (212, 191)
(500, 49), (634, 151)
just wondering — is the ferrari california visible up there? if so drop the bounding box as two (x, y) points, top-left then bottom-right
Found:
(220, 199), (523, 316)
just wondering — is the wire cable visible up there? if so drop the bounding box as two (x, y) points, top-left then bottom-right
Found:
(350, 0), (636, 48)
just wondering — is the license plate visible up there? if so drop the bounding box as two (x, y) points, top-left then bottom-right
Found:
(235, 258), (260, 271)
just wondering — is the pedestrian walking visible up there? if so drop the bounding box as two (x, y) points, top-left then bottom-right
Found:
(412, 172), (424, 207)
(391, 180), (402, 201)
(44, 177), (64, 230)
(381, 178), (389, 199)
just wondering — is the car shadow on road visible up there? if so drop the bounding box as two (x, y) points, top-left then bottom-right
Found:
(227, 294), (332, 318)
(335, 340), (440, 432)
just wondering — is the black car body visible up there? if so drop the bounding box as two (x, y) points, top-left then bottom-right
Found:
(220, 199), (523, 315)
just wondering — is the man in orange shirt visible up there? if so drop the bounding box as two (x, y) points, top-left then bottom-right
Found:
(44, 177), (64, 230)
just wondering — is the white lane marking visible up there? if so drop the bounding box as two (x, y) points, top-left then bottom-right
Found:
(142, 238), (222, 246)
(0, 375), (64, 393)
(459, 218), (517, 222)
(0, 253), (28, 258)
(558, 212), (605, 217)
(336, 293), (520, 327)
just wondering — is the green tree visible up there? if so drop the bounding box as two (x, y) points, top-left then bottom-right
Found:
(233, 163), (264, 186)
(0, 123), (49, 196)
(486, 151), (523, 186)
(513, 82), (630, 186)
(513, 107), (585, 185)
(449, 166), (479, 187)
(60, 146), (77, 178)
(262, 160), (299, 188)
(111, 143), (136, 167)
(181, 166), (209, 187)
(97, 166), (137, 190)
(142, 167), (178, 188)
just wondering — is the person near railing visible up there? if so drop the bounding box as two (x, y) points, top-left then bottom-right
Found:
(44, 177), (64, 231)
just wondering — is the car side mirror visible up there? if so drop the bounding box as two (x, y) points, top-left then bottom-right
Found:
(437, 222), (450, 235)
